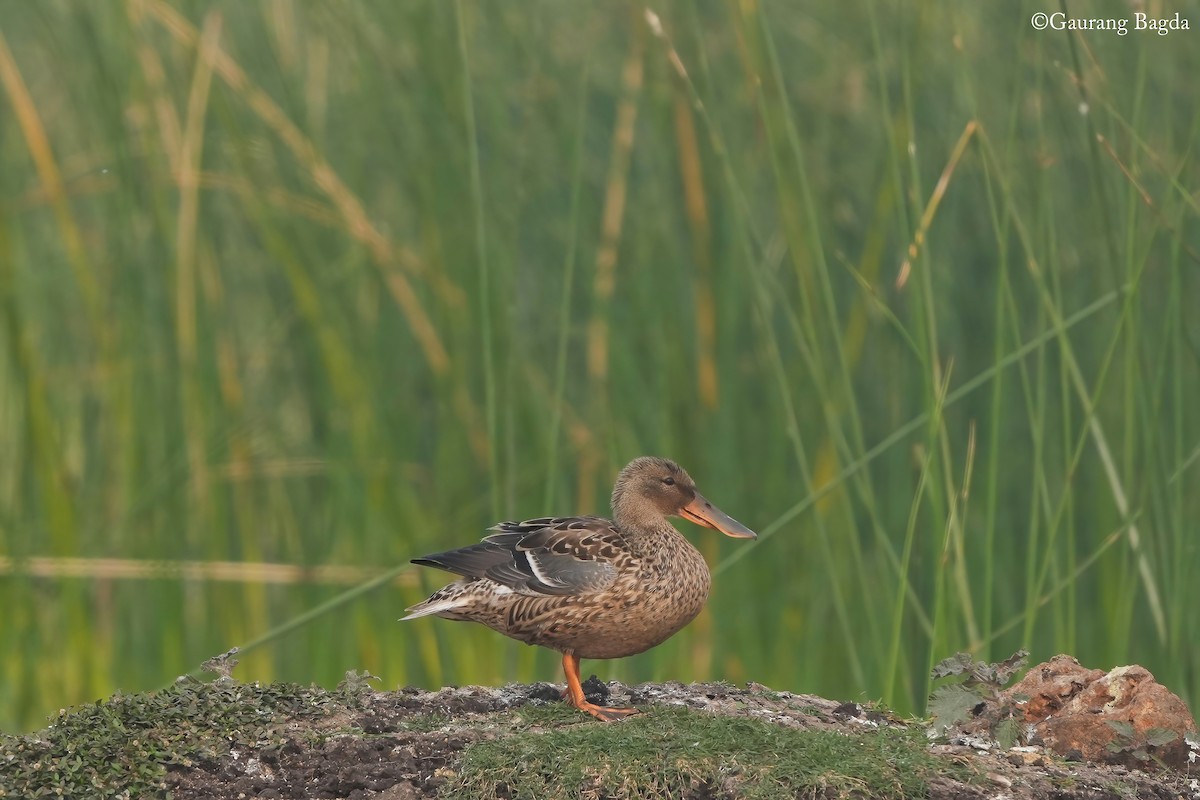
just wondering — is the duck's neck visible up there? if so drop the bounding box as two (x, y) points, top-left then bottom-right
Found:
(614, 504), (692, 559)
(611, 492), (664, 536)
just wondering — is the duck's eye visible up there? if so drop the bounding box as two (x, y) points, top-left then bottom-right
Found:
(662, 476), (675, 486)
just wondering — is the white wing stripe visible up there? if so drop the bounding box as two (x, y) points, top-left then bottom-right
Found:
(523, 552), (568, 588)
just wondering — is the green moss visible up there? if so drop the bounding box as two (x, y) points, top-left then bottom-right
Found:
(0, 679), (331, 799)
(452, 707), (969, 799)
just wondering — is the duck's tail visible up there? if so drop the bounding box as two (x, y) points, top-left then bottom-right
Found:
(400, 595), (468, 621)
(400, 578), (480, 621)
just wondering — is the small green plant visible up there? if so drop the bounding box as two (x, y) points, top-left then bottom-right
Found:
(199, 647), (241, 680)
(333, 669), (382, 710)
(1104, 720), (1180, 767)
(928, 650), (1028, 747)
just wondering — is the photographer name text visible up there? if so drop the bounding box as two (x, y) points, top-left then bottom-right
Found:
(1030, 11), (1189, 35)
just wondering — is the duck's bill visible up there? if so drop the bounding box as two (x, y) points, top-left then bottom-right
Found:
(681, 494), (757, 539)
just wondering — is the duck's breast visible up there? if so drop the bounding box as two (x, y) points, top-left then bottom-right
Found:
(534, 537), (712, 659)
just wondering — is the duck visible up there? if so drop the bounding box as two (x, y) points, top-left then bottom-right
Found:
(403, 456), (756, 721)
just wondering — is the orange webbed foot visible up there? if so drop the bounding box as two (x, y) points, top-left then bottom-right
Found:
(560, 651), (640, 722)
(578, 703), (640, 722)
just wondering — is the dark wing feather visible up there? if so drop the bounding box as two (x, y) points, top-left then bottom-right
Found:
(411, 516), (622, 597)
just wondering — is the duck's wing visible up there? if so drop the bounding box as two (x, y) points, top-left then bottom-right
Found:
(410, 516), (623, 596)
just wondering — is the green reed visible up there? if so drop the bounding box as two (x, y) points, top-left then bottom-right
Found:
(0, 0), (1196, 733)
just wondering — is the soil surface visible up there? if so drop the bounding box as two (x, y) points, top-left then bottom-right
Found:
(159, 679), (1200, 800)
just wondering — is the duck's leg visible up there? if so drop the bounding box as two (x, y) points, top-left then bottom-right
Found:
(561, 651), (639, 722)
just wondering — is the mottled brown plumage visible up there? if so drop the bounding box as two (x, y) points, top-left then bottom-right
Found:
(403, 456), (756, 721)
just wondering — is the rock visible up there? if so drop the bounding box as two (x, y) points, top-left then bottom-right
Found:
(1005, 654), (1197, 770)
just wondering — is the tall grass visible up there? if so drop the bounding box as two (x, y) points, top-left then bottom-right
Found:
(1, 0), (1196, 732)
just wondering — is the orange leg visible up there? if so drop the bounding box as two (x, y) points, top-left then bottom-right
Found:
(561, 651), (639, 722)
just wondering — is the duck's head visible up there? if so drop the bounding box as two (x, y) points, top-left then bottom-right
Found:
(610, 456), (756, 539)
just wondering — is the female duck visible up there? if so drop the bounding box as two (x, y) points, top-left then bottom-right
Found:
(404, 456), (756, 721)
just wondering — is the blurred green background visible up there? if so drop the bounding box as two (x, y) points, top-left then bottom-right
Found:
(1, 0), (1197, 733)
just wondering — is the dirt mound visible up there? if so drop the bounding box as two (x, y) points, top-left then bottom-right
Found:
(5, 677), (1197, 799)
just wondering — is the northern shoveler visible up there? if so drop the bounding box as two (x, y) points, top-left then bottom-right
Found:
(403, 456), (756, 721)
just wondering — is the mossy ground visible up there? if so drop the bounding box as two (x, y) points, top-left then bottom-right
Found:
(0, 679), (344, 798)
(452, 706), (955, 799)
(1, 680), (1193, 799)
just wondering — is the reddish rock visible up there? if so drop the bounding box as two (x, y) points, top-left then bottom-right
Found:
(1005, 655), (1197, 770)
